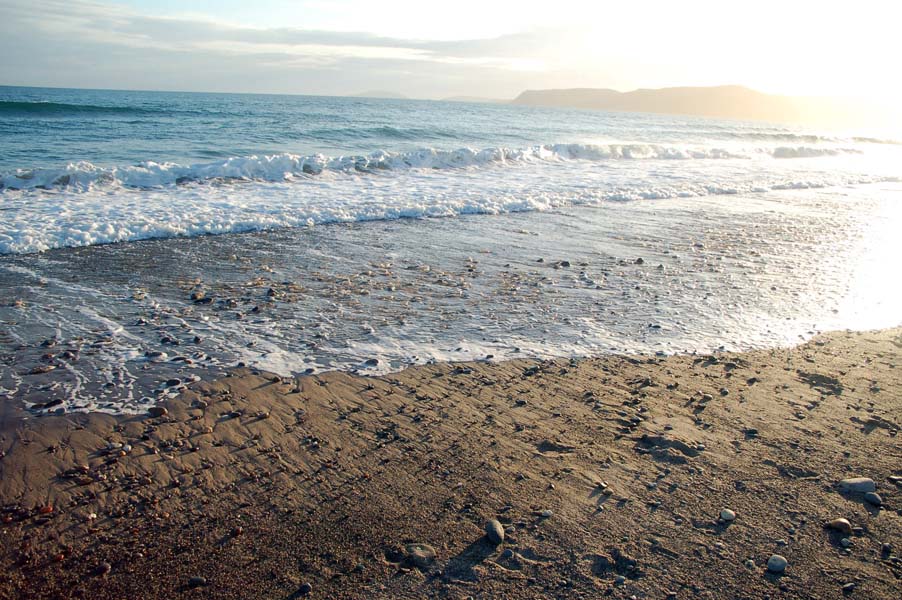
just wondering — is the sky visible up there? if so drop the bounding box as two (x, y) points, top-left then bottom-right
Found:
(0, 0), (899, 102)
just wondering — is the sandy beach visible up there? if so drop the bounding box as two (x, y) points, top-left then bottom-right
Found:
(1, 328), (899, 599)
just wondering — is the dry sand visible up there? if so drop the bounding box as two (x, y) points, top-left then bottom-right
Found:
(1, 328), (900, 599)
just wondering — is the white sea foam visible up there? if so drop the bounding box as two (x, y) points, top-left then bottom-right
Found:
(0, 141), (899, 255)
(0, 143), (867, 191)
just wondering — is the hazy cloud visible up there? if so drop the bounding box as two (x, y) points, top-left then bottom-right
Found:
(0, 0), (566, 97)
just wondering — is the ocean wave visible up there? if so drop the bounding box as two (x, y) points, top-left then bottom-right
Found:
(0, 143), (864, 191)
(771, 146), (861, 159)
(732, 132), (900, 145)
(1, 170), (898, 255)
(0, 100), (160, 117)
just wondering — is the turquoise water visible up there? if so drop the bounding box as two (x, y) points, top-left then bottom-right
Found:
(4, 85), (877, 169)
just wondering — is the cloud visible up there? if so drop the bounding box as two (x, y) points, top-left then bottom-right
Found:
(0, 0), (561, 96)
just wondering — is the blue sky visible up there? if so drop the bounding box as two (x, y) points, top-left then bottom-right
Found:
(0, 0), (898, 101)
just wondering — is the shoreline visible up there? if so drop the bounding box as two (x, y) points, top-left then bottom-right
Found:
(1, 328), (900, 598)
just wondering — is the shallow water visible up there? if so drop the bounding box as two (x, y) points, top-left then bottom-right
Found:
(2, 184), (900, 413)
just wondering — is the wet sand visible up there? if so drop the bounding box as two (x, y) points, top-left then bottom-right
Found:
(1, 328), (900, 599)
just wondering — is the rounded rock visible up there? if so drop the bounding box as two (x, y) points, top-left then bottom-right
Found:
(188, 576), (207, 587)
(864, 492), (882, 506)
(485, 519), (505, 545)
(825, 518), (853, 535)
(404, 543), (436, 569)
(720, 509), (736, 522)
(766, 554), (788, 574)
(839, 477), (876, 493)
(298, 582), (313, 596)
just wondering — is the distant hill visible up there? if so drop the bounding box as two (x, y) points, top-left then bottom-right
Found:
(511, 85), (862, 126)
(351, 90), (407, 100)
(442, 96), (506, 104)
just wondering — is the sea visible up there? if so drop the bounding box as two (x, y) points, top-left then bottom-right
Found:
(1, 85), (900, 413)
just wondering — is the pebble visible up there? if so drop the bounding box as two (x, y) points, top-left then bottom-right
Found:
(841, 538), (852, 548)
(825, 518), (853, 535)
(188, 576), (207, 587)
(298, 582), (313, 595)
(404, 543), (436, 569)
(842, 582), (856, 593)
(93, 562), (112, 577)
(839, 477), (876, 493)
(864, 492), (882, 506)
(720, 509), (736, 522)
(539, 509), (553, 518)
(485, 519), (505, 544)
(147, 406), (168, 418)
(766, 554), (788, 573)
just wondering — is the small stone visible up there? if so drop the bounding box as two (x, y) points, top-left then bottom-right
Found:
(840, 538), (852, 548)
(842, 582), (856, 593)
(188, 576), (207, 587)
(147, 406), (168, 418)
(404, 543), (436, 569)
(839, 477), (876, 493)
(825, 518), (853, 535)
(766, 554), (787, 573)
(165, 378), (181, 387)
(93, 562), (111, 577)
(539, 509), (553, 518)
(485, 519), (504, 545)
(864, 492), (882, 506)
(720, 509), (736, 522)
(298, 582), (313, 596)
(614, 575), (626, 585)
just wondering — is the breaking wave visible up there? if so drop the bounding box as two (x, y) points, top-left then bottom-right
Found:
(0, 142), (865, 191)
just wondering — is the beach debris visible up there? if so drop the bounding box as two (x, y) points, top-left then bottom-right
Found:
(864, 492), (883, 506)
(825, 518), (853, 535)
(766, 554), (788, 573)
(485, 519), (505, 544)
(404, 543), (436, 569)
(720, 509), (736, 522)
